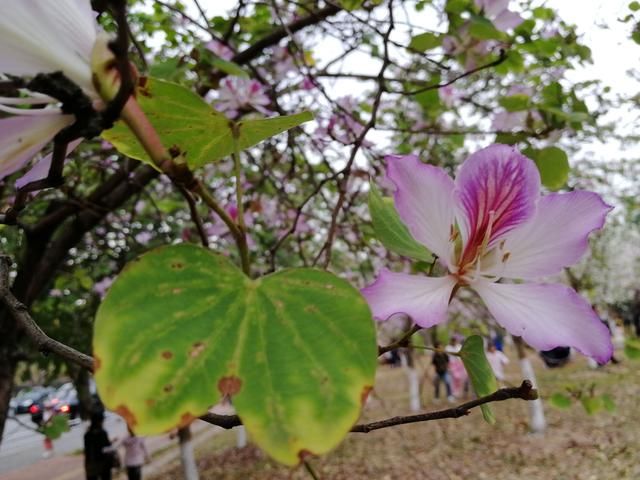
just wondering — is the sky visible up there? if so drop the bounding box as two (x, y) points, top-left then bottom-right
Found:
(186, 0), (639, 161)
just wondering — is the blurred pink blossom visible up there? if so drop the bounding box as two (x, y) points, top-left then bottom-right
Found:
(215, 76), (272, 118)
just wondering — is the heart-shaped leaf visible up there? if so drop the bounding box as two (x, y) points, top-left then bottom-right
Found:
(93, 244), (376, 465)
(368, 185), (432, 262)
(458, 335), (498, 424)
(102, 77), (313, 169)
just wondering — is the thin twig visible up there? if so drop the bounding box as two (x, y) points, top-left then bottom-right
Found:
(351, 380), (538, 432)
(378, 324), (422, 356)
(177, 186), (209, 247)
(198, 381), (538, 433)
(0, 257), (94, 372)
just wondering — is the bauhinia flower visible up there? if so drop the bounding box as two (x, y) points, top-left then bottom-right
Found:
(214, 76), (272, 118)
(362, 144), (613, 363)
(0, 0), (118, 184)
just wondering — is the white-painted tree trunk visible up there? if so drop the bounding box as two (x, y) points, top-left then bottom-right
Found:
(178, 426), (200, 480)
(401, 350), (421, 412)
(236, 425), (247, 448)
(518, 356), (546, 434)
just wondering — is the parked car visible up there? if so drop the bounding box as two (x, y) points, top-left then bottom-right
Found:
(13, 387), (53, 414)
(31, 380), (101, 425)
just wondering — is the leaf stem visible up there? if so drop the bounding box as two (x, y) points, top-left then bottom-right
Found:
(231, 125), (251, 276)
(303, 460), (321, 480)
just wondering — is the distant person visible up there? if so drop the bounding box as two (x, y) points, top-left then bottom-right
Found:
(445, 336), (469, 399)
(84, 412), (113, 480)
(486, 342), (509, 385)
(431, 341), (454, 402)
(115, 427), (150, 480)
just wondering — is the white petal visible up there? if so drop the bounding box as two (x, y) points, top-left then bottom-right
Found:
(0, 114), (74, 181)
(485, 191), (612, 279)
(386, 155), (456, 264)
(16, 138), (82, 189)
(473, 280), (613, 363)
(361, 270), (456, 328)
(0, 0), (97, 93)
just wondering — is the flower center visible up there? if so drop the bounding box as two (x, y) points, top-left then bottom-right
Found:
(452, 210), (511, 283)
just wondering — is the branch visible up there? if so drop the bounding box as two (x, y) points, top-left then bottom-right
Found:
(352, 380), (537, 432)
(400, 49), (508, 96)
(231, 4), (341, 66)
(198, 381), (538, 433)
(0, 256), (94, 372)
(378, 324), (422, 356)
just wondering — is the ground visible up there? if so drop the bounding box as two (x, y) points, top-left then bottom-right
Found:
(150, 346), (638, 480)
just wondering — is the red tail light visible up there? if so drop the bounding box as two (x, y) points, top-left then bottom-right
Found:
(29, 404), (40, 414)
(60, 404), (70, 413)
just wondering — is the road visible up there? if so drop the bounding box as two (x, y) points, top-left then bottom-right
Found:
(0, 413), (128, 476)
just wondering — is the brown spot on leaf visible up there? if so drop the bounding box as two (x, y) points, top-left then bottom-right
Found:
(304, 305), (319, 313)
(115, 405), (137, 428)
(172, 288), (183, 294)
(189, 341), (206, 358)
(161, 350), (173, 360)
(218, 376), (242, 397)
(146, 399), (156, 407)
(170, 261), (184, 270)
(177, 412), (197, 429)
(324, 284), (335, 290)
(360, 386), (373, 406)
(163, 384), (174, 393)
(93, 355), (101, 372)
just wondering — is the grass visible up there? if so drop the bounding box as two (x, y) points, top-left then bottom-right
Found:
(150, 345), (639, 480)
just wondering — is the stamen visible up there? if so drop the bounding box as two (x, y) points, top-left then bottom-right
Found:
(501, 252), (510, 263)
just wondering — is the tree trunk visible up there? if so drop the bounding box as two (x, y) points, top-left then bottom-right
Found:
(178, 426), (200, 480)
(69, 363), (92, 420)
(0, 338), (17, 444)
(514, 337), (546, 434)
(400, 349), (421, 412)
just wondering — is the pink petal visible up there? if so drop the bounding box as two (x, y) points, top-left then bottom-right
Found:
(15, 138), (82, 189)
(386, 155), (456, 263)
(361, 270), (456, 328)
(0, 114), (73, 181)
(455, 144), (540, 254)
(475, 0), (509, 17)
(493, 10), (524, 31)
(488, 191), (612, 279)
(473, 280), (613, 363)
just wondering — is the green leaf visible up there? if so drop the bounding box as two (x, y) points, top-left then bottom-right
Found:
(93, 244), (377, 466)
(630, 1), (640, 11)
(526, 146), (570, 191)
(338, 0), (364, 10)
(624, 338), (640, 359)
(368, 185), (432, 261)
(581, 396), (604, 415)
(548, 392), (572, 409)
(601, 394), (616, 412)
(469, 15), (503, 40)
(499, 94), (530, 112)
(102, 78), (313, 170)
(459, 335), (498, 424)
(211, 58), (248, 78)
(41, 415), (70, 440)
(408, 32), (441, 52)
